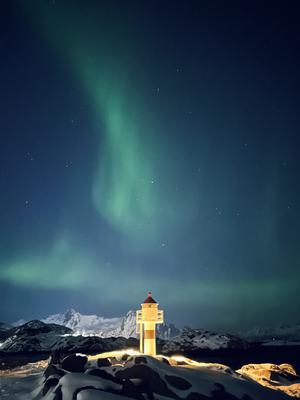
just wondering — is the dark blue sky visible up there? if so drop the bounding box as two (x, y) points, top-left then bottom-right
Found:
(0, 1), (299, 331)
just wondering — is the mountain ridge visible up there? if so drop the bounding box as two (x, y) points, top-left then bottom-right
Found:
(240, 323), (300, 345)
(13, 308), (181, 339)
(0, 319), (249, 354)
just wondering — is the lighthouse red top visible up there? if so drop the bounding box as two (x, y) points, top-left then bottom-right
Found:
(143, 291), (157, 304)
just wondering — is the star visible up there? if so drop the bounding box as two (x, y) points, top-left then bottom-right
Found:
(26, 151), (34, 161)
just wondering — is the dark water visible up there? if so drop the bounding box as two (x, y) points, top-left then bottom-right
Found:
(0, 353), (50, 370)
(1, 346), (300, 372)
(191, 345), (300, 372)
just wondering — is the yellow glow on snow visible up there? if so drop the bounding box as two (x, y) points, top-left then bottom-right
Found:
(88, 348), (141, 360)
(88, 349), (204, 368)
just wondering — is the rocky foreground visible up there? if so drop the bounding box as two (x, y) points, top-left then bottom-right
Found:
(1, 350), (299, 399)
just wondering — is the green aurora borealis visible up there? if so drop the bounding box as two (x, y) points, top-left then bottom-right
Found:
(1, 1), (299, 330)
(35, 1), (198, 244)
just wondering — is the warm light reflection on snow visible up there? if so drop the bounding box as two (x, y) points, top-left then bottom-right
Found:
(86, 349), (300, 397)
(87, 349), (204, 367)
(0, 360), (48, 377)
(88, 348), (141, 360)
(169, 355), (203, 365)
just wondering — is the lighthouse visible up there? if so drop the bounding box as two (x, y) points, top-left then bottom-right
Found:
(136, 292), (164, 356)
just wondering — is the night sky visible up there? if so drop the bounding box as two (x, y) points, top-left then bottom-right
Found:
(1, 1), (299, 332)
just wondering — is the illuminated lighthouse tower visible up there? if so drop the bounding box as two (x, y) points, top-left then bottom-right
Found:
(136, 292), (164, 356)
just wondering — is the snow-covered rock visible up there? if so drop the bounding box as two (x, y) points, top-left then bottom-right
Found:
(237, 363), (300, 398)
(32, 351), (293, 400)
(162, 327), (249, 353)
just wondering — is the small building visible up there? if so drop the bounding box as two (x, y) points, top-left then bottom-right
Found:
(136, 292), (164, 356)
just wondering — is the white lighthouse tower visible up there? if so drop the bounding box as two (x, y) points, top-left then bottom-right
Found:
(136, 292), (164, 356)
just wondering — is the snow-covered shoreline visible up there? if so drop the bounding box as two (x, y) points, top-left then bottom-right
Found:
(1, 350), (299, 399)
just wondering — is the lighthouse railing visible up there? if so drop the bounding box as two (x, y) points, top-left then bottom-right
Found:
(157, 310), (164, 323)
(136, 310), (142, 321)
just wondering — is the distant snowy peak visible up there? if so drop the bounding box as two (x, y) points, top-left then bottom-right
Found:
(14, 320), (72, 335)
(41, 309), (180, 338)
(42, 309), (129, 337)
(12, 318), (27, 327)
(0, 322), (12, 331)
(42, 308), (121, 336)
(241, 323), (300, 343)
(0, 322), (13, 340)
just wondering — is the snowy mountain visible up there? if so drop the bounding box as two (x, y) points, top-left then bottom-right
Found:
(0, 320), (73, 352)
(0, 319), (248, 354)
(0, 319), (138, 353)
(42, 309), (121, 336)
(0, 322), (12, 331)
(41, 308), (181, 338)
(0, 322), (13, 340)
(162, 327), (249, 353)
(240, 323), (300, 345)
(12, 318), (27, 327)
(4, 310), (250, 354)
